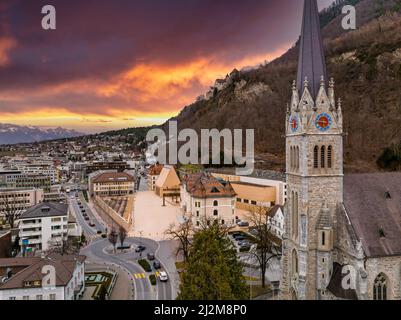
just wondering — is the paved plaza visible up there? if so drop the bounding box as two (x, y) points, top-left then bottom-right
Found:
(130, 191), (182, 240)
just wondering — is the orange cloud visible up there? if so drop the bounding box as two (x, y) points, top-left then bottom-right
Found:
(99, 46), (289, 107)
(0, 45), (289, 131)
(0, 37), (17, 66)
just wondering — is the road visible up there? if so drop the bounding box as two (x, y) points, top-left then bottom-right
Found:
(69, 191), (177, 300)
(80, 237), (174, 300)
(68, 193), (106, 242)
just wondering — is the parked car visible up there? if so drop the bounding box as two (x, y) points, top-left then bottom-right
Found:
(135, 245), (146, 252)
(159, 271), (168, 282)
(153, 261), (161, 269)
(84, 216), (90, 221)
(89, 222), (95, 227)
(239, 240), (251, 247)
(97, 230), (102, 234)
(81, 209), (86, 213)
(147, 253), (155, 260)
(249, 228), (258, 236)
(237, 221), (250, 227)
(234, 235), (246, 241)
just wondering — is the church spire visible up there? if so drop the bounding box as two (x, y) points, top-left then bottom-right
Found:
(296, 0), (327, 99)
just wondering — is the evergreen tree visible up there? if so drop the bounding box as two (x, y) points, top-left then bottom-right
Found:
(177, 223), (249, 300)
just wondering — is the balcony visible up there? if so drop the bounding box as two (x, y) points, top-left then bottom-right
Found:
(20, 230), (42, 237)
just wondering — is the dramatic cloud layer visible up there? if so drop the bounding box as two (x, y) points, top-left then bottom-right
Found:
(0, 0), (333, 132)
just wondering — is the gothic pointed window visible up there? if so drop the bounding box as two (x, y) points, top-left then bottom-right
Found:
(296, 147), (300, 171)
(291, 146), (294, 170)
(292, 249), (298, 275)
(373, 273), (388, 300)
(327, 145), (333, 168)
(322, 231), (326, 246)
(321, 146), (326, 168)
(314, 146), (319, 169)
(292, 192), (299, 239)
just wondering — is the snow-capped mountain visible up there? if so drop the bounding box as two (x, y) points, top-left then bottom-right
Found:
(0, 123), (84, 145)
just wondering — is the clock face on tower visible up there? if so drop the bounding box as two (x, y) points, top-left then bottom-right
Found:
(289, 115), (299, 133)
(315, 113), (332, 132)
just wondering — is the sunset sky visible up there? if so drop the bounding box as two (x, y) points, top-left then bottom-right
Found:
(0, 0), (334, 133)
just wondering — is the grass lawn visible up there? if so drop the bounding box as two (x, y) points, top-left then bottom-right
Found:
(243, 275), (259, 282)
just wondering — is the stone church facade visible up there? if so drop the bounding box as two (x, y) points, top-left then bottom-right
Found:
(280, 0), (401, 300)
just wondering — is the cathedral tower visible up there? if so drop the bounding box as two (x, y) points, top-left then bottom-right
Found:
(280, 0), (344, 300)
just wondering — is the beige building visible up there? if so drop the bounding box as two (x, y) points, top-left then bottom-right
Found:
(155, 166), (180, 198)
(181, 173), (236, 228)
(147, 164), (163, 191)
(0, 189), (44, 226)
(88, 171), (134, 197)
(211, 171), (287, 206)
(230, 182), (276, 211)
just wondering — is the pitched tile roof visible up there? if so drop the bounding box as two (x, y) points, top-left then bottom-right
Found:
(92, 171), (134, 184)
(182, 172), (236, 198)
(155, 166), (180, 189)
(0, 253), (85, 290)
(20, 202), (68, 219)
(148, 164), (164, 176)
(344, 173), (401, 258)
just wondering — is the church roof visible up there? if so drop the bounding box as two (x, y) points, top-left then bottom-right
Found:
(344, 173), (401, 258)
(296, 0), (327, 98)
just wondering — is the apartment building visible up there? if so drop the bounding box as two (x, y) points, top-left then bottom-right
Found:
(181, 173), (236, 228)
(267, 205), (285, 238)
(0, 188), (44, 213)
(0, 253), (86, 300)
(0, 171), (52, 191)
(18, 164), (59, 184)
(18, 203), (70, 252)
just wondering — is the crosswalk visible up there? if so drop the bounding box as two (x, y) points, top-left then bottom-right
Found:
(133, 271), (160, 280)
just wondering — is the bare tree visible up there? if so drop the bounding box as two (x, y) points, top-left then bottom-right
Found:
(165, 215), (193, 262)
(198, 216), (234, 236)
(0, 196), (23, 229)
(118, 227), (127, 251)
(108, 228), (118, 253)
(246, 206), (281, 288)
(47, 237), (79, 255)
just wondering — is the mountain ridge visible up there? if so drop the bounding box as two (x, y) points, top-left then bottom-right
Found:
(0, 123), (84, 145)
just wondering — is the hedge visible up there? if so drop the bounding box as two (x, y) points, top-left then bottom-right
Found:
(149, 274), (156, 286)
(138, 259), (152, 272)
